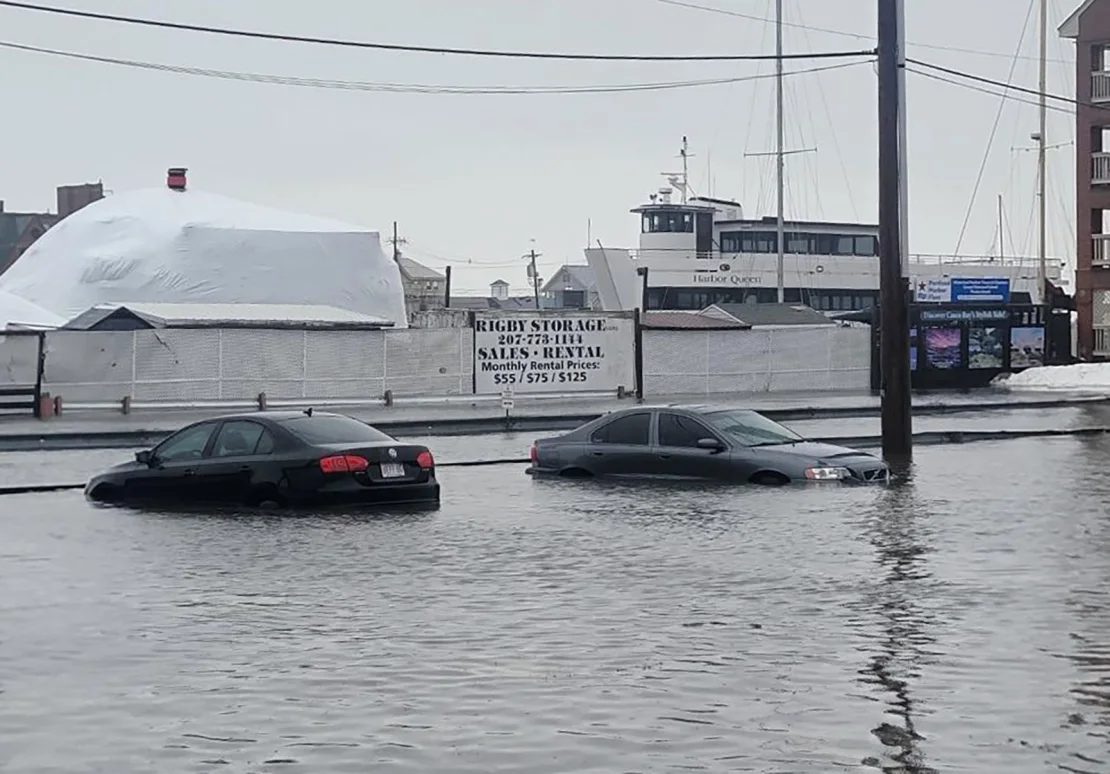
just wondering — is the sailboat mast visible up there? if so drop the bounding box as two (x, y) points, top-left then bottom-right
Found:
(775, 0), (785, 302)
(1037, 0), (1048, 298)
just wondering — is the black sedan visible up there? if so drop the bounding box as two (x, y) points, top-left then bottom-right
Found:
(85, 409), (440, 508)
(527, 404), (889, 485)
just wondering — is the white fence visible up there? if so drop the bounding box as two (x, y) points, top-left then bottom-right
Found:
(643, 326), (872, 395)
(0, 323), (874, 413)
(40, 327), (474, 405)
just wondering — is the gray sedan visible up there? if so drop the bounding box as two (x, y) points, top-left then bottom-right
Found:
(527, 405), (889, 485)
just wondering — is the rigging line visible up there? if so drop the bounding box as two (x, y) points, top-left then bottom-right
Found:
(951, 0), (1036, 258)
(797, 6), (858, 222)
(905, 67), (1074, 115)
(651, 0), (1071, 63)
(0, 40), (873, 93)
(0, 0), (873, 62)
(740, 0), (776, 201)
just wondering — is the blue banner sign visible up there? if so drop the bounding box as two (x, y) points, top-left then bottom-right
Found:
(950, 277), (1011, 303)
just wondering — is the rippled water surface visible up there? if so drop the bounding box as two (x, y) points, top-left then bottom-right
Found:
(3, 436), (1110, 773)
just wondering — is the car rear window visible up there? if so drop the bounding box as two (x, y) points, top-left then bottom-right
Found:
(280, 415), (394, 445)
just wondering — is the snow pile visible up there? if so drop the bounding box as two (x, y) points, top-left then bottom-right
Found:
(0, 186), (407, 326)
(994, 363), (1110, 393)
(0, 289), (65, 329)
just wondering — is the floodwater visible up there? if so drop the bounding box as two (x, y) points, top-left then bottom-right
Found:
(2, 436), (1110, 772)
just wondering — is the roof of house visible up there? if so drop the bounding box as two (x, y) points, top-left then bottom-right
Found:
(641, 310), (751, 330)
(709, 303), (835, 327)
(1060, 0), (1096, 37)
(491, 279), (509, 286)
(541, 264), (595, 294)
(63, 301), (395, 330)
(397, 256), (445, 282)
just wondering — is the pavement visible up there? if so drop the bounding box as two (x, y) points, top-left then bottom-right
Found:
(0, 387), (1107, 452)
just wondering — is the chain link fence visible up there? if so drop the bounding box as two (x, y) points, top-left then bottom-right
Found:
(643, 326), (871, 395)
(39, 327), (474, 407)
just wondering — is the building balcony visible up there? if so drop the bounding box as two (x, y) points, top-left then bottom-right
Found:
(1093, 71), (1110, 103)
(1094, 234), (1110, 267)
(1095, 153), (1110, 184)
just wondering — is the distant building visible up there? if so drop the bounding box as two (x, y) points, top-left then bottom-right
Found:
(0, 181), (104, 275)
(450, 279), (557, 311)
(541, 264), (598, 309)
(397, 255), (446, 311)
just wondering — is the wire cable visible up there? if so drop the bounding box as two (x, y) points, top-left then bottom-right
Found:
(0, 40), (873, 94)
(907, 57), (1108, 111)
(951, 0), (1035, 257)
(652, 0), (1070, 63)
(905, 67), (1075, 115)
(0, 0), (874, 62)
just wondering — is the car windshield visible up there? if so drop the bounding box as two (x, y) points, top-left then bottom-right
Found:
(280, 415), (393, 445)
(703, 409), (804, 447)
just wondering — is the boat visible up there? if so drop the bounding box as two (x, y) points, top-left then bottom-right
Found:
(584, 164), (1064, 313)
(585, 0), (1067, 315)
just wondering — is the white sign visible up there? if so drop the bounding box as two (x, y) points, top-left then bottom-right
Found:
(914, 278), (951, 303)
(473, 311), (636, 394)
(500, 387), (514, 410)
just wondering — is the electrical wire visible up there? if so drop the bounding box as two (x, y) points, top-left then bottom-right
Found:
(951, 0), (1035, 257)
(651, 0), (1071, 63)
(906, 67), (1075, 115)
(0, 40), (873, 94)
(0, 0), (874, 62)
(907, 57), (1109, 112)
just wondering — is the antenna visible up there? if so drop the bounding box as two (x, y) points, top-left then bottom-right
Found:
(661, 136), (695, 204)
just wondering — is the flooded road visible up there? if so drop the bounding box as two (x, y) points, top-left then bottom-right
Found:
(2, 435), (1109, 772)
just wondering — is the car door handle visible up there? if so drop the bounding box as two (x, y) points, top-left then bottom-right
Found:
(239, 465), (251, 472)
(591, 451), (604, 457)
(658, 454), (671, 459)
(183, 469), (196, 477)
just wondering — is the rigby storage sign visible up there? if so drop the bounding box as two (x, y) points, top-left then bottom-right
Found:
(472, 311), (636, 394)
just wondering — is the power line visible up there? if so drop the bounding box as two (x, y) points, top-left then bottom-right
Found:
(0, 40), (872, 94)
(651, 0), (1071, 63)
(905, 67), (1073, 115)
(906, 57), (1105, 111)
(0, 0), (873, 62)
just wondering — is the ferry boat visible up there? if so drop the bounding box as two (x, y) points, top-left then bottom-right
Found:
(584, 174), (1065, 313)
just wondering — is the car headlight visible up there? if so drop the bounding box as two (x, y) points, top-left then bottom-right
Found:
(804, 466), (850, 481)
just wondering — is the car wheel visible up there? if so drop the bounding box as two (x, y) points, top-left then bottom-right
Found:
(245, 484), (285, 509)
(558, 467), (593, 478)
(750, 471), (789, 487)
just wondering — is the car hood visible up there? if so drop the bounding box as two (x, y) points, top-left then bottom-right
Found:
(753, 440), (882, 465)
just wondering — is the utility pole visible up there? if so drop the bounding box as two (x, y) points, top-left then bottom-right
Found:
(1036, 0), (1048, 302)
(526, 248), (542, 310)
(388, 221), (407, 263)
(775, 0), (785, 303)
(878, 0), (912, 461)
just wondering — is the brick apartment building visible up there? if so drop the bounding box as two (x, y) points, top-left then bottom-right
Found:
(0, 181), (104, 275)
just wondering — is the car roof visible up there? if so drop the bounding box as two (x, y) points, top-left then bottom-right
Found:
(602, 404), (751, 415)
(199, 409), (352, 423)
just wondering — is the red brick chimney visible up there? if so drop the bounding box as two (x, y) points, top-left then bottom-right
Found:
(167, 167), (187, 191)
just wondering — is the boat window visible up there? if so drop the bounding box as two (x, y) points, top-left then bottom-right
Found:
(704, 410), (804, 447)
(854, 235), (878, 256)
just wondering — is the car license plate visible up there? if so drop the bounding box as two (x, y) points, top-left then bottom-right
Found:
(380, 463), (406, 478)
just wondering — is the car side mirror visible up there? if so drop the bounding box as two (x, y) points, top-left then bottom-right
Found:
(697, 438), (725, 453)
(135, 450), (154, 466)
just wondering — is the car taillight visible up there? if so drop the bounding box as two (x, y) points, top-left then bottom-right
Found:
(416, 450), (434, 470)
(530, 444), (538, 463)
(319, 454), (369, 474)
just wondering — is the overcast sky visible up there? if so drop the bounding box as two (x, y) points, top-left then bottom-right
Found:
(0, 0), (1082, 295)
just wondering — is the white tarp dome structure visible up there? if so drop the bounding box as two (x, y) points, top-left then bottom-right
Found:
(0, 184), (407, 327)
(0, 289), (65, 329)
